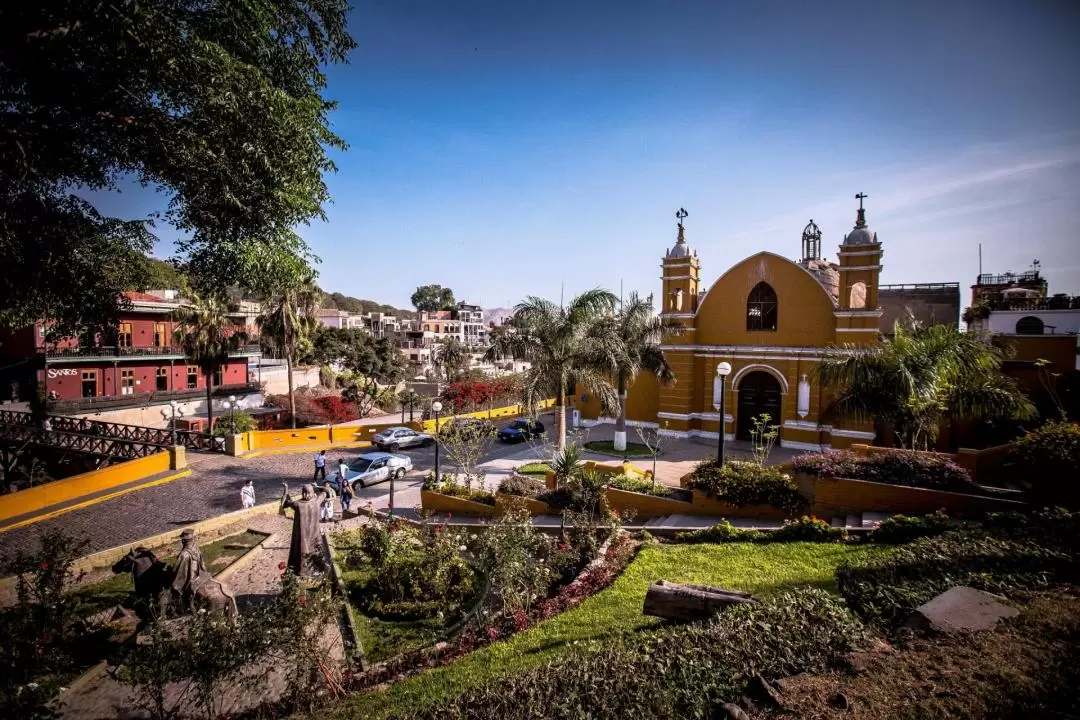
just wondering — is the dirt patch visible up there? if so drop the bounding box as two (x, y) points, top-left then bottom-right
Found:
(760, 590), (1080, 719)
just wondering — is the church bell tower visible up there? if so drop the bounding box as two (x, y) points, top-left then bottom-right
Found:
(661, 208), (700, 322)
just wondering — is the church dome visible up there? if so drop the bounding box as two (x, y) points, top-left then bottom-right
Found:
(843, 194), (878, 246)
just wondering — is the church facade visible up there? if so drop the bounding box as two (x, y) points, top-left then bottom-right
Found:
(571, 197), (886, 451)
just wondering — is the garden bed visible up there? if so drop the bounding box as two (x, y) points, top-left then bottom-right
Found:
(420, 489), (498, 517)
(514, 462), (552, 477)
(584, 441), (655, 458)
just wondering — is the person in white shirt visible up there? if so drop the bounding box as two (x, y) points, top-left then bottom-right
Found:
(240, 479), (256, 509)
(320, 481), (336, 522)
(313, 450), (327, 482)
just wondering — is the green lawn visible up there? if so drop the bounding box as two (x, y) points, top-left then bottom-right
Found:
(335, 541), (887, 719)
(516, 462), (551, 476)
(584, 440), (655, 457)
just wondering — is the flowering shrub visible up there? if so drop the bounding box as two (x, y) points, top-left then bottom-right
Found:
(266, 391), (361, 426)
(440, 376), (523, 414)
(1014, 421), (1080, 509)
(791, 449), (973, 491)
(423, 472), (496, 505)
(868, 510), (952, 544)
(688, 460), (808, 513)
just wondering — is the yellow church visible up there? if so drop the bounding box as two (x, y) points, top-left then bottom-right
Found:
(572, 196), (886, 451)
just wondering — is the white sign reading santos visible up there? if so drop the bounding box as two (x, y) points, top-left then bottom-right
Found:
(47, 368), (79, 379)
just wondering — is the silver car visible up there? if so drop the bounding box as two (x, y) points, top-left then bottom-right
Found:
(330, 452), (413, 490)
(372, 426), (434, 451)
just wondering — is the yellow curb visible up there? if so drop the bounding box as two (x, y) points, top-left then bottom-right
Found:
(0, 469), (193, 535)
(240, 441), (372, 459)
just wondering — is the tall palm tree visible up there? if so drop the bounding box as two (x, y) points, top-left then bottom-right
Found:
(817, 320), (1037, 450)
(434, 337), (469, 383)
(598, 292), (684, 451)
(173, 292), (246, 433)
(485, 289), (620, 449)
(257, 276), (321, 428)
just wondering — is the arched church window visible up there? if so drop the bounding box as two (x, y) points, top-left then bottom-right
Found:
(674, 289), (684, 312)
(1015, 316), (1044, 335)
(746, 282), (778, 331)
(849, 282), (867, 309)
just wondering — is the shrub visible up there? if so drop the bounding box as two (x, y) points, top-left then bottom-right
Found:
(391, 590), (868, 720)
(771, 516), (845, 542)
(676, 520), (763, 544)
(516, 462), (552, 476)
(836, 527), (1079, 628)
(536, 488), (574, 511)
(791, 449), (972, 491)
(605, 474), (673, 498)
(868, 510), (952, 544)
(497, 474), (547, 498)
(311, 395), (360, 424)
(688, 460), (807, 513)
(1014, 421), (1080, 509)
(422, 472), (496, 505)
(211, 409), (258, 436)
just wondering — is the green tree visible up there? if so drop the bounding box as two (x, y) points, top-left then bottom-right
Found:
(485, 290), (620, 449)
(434, 337), (469, 383)
(1, 0), (354, 336)
(817, 321), (1037, 450)
(173, 293), (246, 433)
(599, 292), (683, 452)
(257, 274), (322, 429)
(411, 285), (456, 312)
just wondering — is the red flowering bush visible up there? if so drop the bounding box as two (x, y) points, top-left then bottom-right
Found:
(440, 375), (524, 413)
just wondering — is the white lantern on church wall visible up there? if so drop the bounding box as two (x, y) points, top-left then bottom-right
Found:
(797, 374), (810, 419)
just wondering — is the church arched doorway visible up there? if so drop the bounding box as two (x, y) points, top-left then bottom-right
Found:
(736, 371), (783, 441)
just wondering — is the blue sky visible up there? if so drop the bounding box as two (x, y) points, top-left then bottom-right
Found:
(125, 0), (1080, 308)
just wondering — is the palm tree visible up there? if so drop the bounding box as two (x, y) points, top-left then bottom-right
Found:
(173, 292), (246, 433)
(599, 292), (684, 451)
(817, 320), (1037, 450)
(257, 276), (321, 428)
(434, 337), (469, 383)
(485, 289), (620, 449)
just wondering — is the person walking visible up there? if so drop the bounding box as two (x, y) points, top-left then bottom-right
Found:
(240, 479), (256, 509)
(319, 481), (337, 522)
(337, 458), (353, 514)
(313, 450), (327, 482)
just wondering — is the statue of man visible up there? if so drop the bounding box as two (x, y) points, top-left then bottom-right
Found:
(280, 482), (321, 577)
(171, 528), (207, 612)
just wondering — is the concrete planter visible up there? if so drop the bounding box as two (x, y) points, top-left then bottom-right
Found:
(420, 489), (498, 518)
(494, 492), (555, 517)
(602, 486), (694, 518)
(800, 473), (1028, 518)
(688, 490), (794, 520)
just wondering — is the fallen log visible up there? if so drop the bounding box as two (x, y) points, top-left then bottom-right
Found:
(643, 579), (758, 621)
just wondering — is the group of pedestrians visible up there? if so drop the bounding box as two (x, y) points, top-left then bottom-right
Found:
(242, 450), (357, 520)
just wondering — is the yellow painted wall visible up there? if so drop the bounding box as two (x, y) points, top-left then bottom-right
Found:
(0, 451), (173, 524)
(695, 252), (837, 347)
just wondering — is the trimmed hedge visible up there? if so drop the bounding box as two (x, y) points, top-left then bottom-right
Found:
(792, 449), (972, 491)
(836, 526), (1079, 628)
(605, 474), (676, 498)
(1014, 421), (1080, 509)
(677, 516), (845, 545)
(868, 510), (953, 544)
(388, 589), (868, 720)
(687, 460), (808, 513)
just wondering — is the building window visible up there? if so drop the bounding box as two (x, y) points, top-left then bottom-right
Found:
(187, 366), (198, 389)
(1015, 316), (1045, 335)
(848, 282), (867, 309)
(121, 369), (135, 395)
(154, 322), (168, 347)
(118, 322), (133, 348)
(156, 367), (169, 392)
(81, 371), (97, 398)
(213, 367), (223, 387)
(746, 282), (778, 331)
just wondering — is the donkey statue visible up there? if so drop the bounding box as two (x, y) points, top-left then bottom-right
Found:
(112, 547), (238, 619)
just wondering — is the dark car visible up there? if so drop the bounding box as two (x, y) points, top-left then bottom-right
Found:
(498, 419), (546, 443)
(440, 417), (495, 439)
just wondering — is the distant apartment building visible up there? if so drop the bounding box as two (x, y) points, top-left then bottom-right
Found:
(0, 291), (262, 412)
(416, 301), (488, 349)
(316, 308), (366, 330)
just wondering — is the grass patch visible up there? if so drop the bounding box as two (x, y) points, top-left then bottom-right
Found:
(515, 462), (551, 476)
(335, 541), (886, 719)
(584, 441), (654, 457)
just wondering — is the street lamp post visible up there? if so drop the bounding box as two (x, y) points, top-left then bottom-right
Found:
(712, 362), (732, 466)
(432, 400), (443, 483)
(168, 400), (184, 446)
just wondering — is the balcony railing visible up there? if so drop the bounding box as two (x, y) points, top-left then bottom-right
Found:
(46, 382), (261, 414)
(985, 296), (1080, 312)
(41, 344), (262, 361)
(976, 271), (1042, 287)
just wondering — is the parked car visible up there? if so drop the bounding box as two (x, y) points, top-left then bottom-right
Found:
(439, 417), (495, 439)
(329, 452), (413, 492)
(372, 426), (434, 451)
(498, 419), (546, 443)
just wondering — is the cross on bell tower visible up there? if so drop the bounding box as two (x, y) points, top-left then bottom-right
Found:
(854, 192), (869, 228)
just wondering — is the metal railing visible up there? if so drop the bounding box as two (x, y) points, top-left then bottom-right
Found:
(984, 296), (1080, 312)
(879, 282), (960, 292)
(0, 410), (224, 454)
(976, 271), (1041, 286)
(47, 382), (261, 414)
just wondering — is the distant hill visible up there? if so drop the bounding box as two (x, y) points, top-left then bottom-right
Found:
(321, 290), (415, 319)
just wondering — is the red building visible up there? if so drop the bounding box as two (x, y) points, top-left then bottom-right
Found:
(1, 292), (262, 412)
